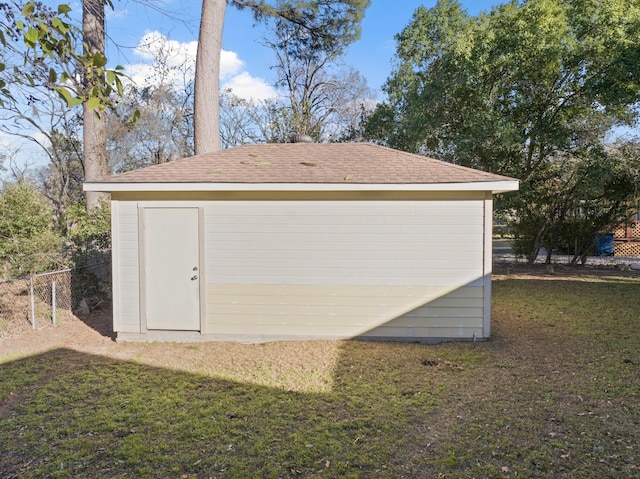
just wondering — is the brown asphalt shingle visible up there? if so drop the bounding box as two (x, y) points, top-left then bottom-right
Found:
(97, 143), (514, 184)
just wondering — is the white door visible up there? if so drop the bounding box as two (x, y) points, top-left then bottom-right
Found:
(144, 207), (200, 330)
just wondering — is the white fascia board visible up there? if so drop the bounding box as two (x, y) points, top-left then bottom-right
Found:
(84, 180), (519, 193)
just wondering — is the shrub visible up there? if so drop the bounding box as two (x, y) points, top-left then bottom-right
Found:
(65, 200), (112, 306)
(0, 181), (64, 278)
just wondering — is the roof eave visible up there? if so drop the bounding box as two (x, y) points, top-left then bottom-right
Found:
(84, 180), (519, 194)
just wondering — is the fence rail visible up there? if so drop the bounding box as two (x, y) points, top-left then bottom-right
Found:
(0, 263), (109, 341)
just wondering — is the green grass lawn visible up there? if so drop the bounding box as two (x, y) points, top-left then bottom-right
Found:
(1, 273), (639, 478)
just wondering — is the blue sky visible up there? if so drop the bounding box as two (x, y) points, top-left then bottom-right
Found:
(101, 0), (502, 98)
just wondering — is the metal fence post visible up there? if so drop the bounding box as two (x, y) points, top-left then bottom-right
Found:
(29, 276), (36, 329)
(52, 280), (57, 325)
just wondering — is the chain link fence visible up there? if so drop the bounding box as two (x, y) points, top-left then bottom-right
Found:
(0, 263), (110, 340)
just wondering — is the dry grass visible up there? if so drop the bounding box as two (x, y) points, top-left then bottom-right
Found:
(0, 279), (32, 340)
(0, 270), (638, 478)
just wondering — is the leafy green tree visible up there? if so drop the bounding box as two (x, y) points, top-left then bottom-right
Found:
(509, 143), (640, 263)
(194, 0), (371, 153)
(366, 0), (640, 175)
(64, 200), (112, 304)
(0, 180), (63, 278)
(0, 1), (125, 112)
(365, 0), (640, 261)
(65, 200), (110, 264)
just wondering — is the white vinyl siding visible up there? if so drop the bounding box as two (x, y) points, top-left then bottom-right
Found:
(204, 199), (487, 341)
(112, 201), (140, 332)
(205, 200), (483, 285)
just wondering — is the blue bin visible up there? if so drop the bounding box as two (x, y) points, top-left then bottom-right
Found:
(595, 233), (614, 256)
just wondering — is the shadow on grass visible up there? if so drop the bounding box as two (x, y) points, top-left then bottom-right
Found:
(1, 276), (639, 478)
(0, 346), (439, 478)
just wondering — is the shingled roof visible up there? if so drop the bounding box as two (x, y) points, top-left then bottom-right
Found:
(85, 143), (518, 192)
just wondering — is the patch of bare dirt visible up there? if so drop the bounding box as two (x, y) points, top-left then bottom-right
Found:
(0, 303), (115, 360)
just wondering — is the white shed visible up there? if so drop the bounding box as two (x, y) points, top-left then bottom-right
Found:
(84, 143), (518, 343)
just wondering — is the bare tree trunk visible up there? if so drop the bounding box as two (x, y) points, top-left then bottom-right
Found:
(83, 0), (109, 210)
(194, 0), (226, 154)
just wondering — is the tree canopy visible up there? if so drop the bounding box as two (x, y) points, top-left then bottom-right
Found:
(232, 0), (369, 57)
(0, 1), (125, 112)
(0, 1), (129, 210)
(364, 0), (640, 178)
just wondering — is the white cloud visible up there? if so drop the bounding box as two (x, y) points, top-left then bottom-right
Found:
(222, 72), (278, 101)
(134, 31), (198, 65)
(126, 31), (197, 88)
(124, 31), (274, 101)
(219, 50), (244, 79)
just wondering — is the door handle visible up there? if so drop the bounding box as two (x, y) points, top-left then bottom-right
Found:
(191, 275), (198, 281)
